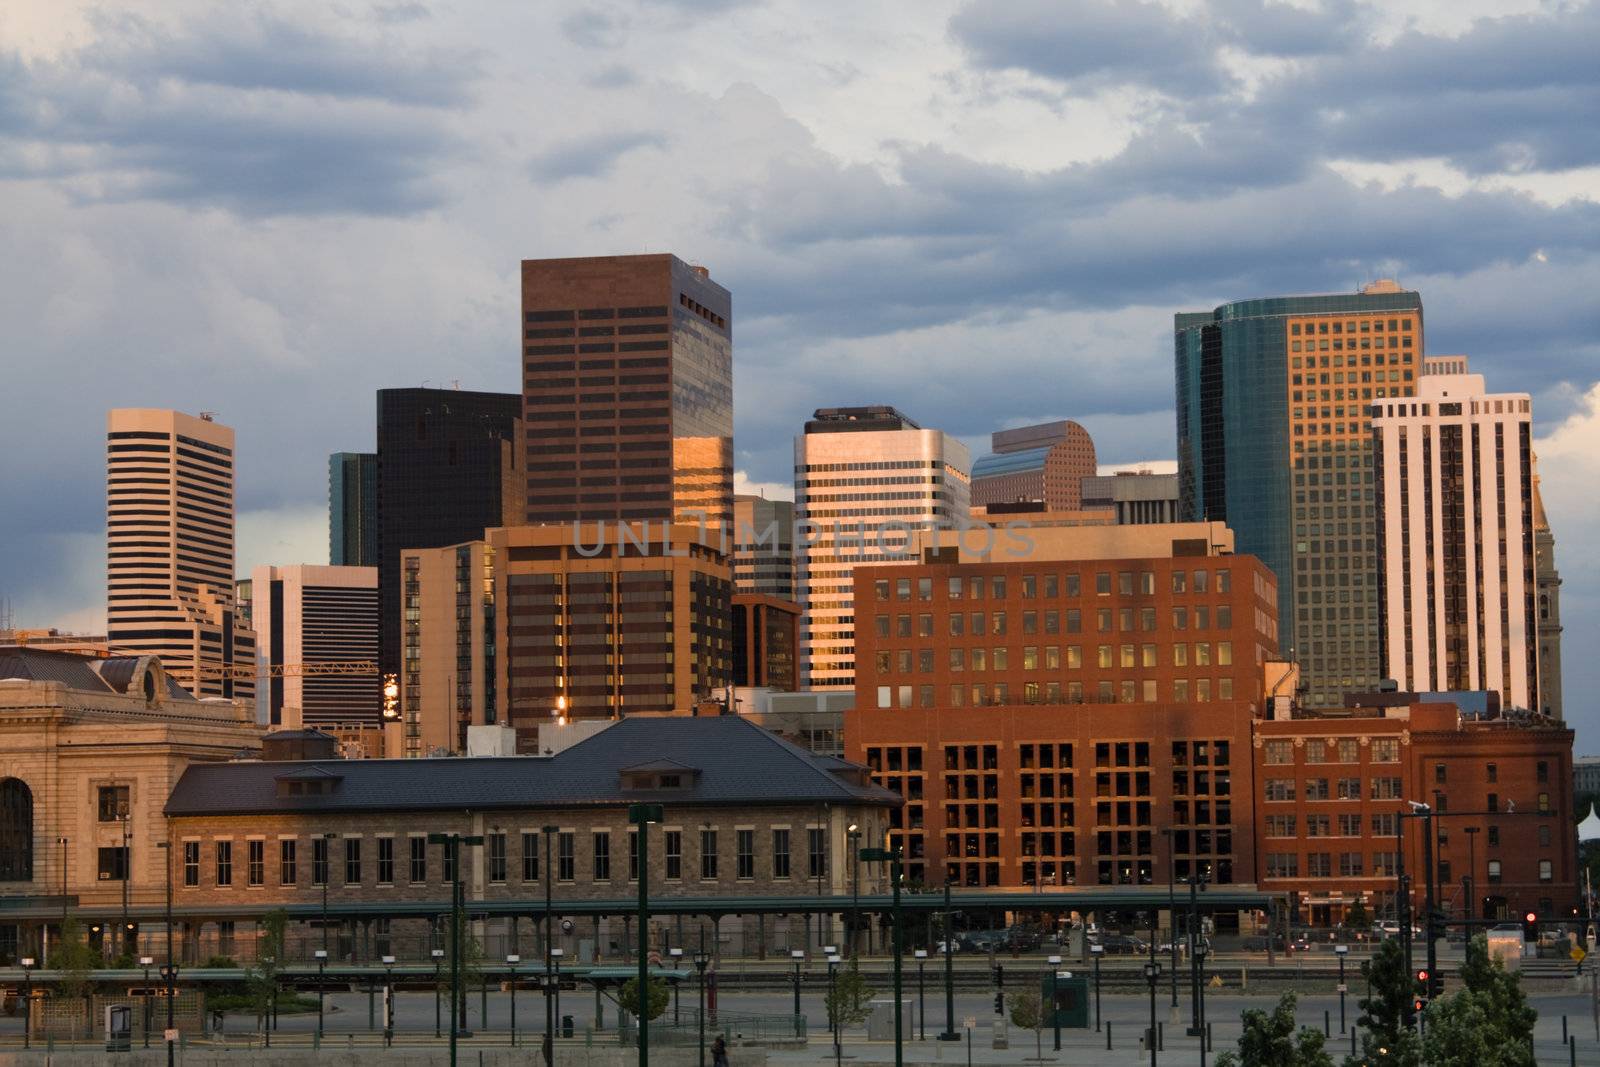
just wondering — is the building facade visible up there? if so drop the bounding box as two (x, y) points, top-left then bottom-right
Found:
(250, 565), (380, 730)
(733, 495), (795, 598)
(392, 540), (499, 758)
(1080, 472), (1180, 525)
(1176, 281), (1423, 707)
(0, 646), (260, 964)
(970, 421), (1097, 512)
(732, 594), (799, 691)
(795, 407), (970, 690)
(1372, 357), (1538, 710)
(520, 254), (733, 530)
(329, 451), (378, 568)
(492, 524), (732, 731)
(1533, 469), (1564, 719)
(1253, 700), (1576, 927)
(159, 716), (896, 961)
(105, 409), (254, 701)
(848, 702), (1258, 894)
(375, 388), (522, 681)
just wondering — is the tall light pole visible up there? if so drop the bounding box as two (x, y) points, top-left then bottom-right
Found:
(913, 949), (927, 1040)
(1162, 828), (1178, 1007)
(542, 823), (559, 1058)
(1046, 955), (1061, 1051)
(139, 955), (154, 1047)
(57, 836), (68, 926)
(1143, 957), (1161, 1067)
(315, 949), (328, 1037)
(382, 955), (396, 1047)
(508, 954), (520, 1046)
(847, 826), (861, 956)
(1334, 944), (1349, 1033)
(20, 956), (34, 1049)
(428, 830), (484, 1067)
(693, 945), (711, 1067)
(1464, 827), (1480, 923)
(121, 809), (132, 958)
(792, 949), (807, 1038)
(630, 802), (663, 1067)
(827, 952), (842, 1067)
(939, 881), (958, 1041)
(155, 836), (175, 1067)
(319, 832), (336, 960)
(1089, 944), (1103, 1032)
(860, 846), (904, 1067)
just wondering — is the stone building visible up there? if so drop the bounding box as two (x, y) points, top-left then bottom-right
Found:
(0, 646), (261, 964)
(161, 715), (897, 962)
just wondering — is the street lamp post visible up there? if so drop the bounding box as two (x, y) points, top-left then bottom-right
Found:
(382, 955), (396, 1047)
(1162, 829), (1178, 1007)
(315, 949), (328, 1037)
(939, 881), (958, 1040)
(669, 948), (683, 1024)
(1187, 873), (1208, 1036)
(629, 803), (664, 1067)
(847, 826), (861, 955)
(20, 957), (34, 1049)
(1193, 940), (1209, 1067)
(508, 954), (521, 1046)
(320, 833), (336, 961)
(1335, 945), (1349, 1033)
(914, 949), (927, 1040)
(155, 836), (175, 1067)
(791, 949), (806, 1038)
(1143, 959), (1162, 1067)
(57, 836), (68, 927)
(693, 947), (711, 1067)
(827, 953), (843, 1067)
(429, 830), (484, 1067)
(550, 948), (565, 1052)
(860, 846), (904, 1067)
(1089, 944), (1103, 1033)
(140, 955), (154, 1047)
(1464, 827), (1480, 923)
(432, 948), (444, 1038)
(1046, 955), (1062, 1051)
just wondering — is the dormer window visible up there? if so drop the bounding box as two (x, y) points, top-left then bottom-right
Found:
(658, 774), (681, 789)
(619, 760), (699, 791)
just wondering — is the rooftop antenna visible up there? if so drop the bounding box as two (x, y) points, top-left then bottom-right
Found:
(199, 411), (218, 422)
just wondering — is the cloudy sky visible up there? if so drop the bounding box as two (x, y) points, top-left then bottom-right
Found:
(2, 0), (1597, 738)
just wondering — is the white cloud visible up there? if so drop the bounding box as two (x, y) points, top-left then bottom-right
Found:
(238, 504), (330, 577)
(734, 470), (793, 502)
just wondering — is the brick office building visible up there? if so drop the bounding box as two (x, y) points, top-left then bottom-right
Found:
(1253, 700), (1576, 927)
(846, 539), (1280, 891)
(162, 715), (896, 962)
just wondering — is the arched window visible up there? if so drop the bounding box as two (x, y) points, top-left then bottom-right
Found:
(0, 778), (33, 882)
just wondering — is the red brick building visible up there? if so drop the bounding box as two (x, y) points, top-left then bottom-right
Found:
(1253, 701), (1576, 926)
(847, 702), (1258, 893)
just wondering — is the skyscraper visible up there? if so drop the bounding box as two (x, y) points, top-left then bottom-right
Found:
(1372, 357), (1539, 709)
(105, 409), (254, 700)
(1176, 281), (1422, 706)
(794, 406), (970, 689)
(970, 420), (1097, 511)
(375, 388), (522, 681)
(250, 564), (380, 729)
(520, 254), (733, 529)
(329, 452), (378, 567)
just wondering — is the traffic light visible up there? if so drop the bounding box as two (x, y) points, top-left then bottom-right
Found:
(995, 964), (1005, 986)
(994, 991), (1005, 1015)
(1522, 910), (1539, 940)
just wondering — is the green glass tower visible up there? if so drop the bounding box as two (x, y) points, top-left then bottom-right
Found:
(1175, 282), (1423, 706)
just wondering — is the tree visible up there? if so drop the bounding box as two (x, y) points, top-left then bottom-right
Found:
(1008, 987), (1044, 1061)
(825, 958), (875, 1033)
(54, 917), (100, 1038)
(245, 910), (288, 1034)
(1347, 938), (1422, 1067)
(1215, 994), (1333, 1067)
(619, 977), (670, 1022)
(1344, 899), (1371, 933)
(1417, 935), (1536, 1067)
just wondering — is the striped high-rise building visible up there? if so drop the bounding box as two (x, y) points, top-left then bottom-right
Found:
(105, 409), (254, 700)
(1372, 356), (1539, 710)
(250, 564), (380, 729)
(794, 407), (970, 689)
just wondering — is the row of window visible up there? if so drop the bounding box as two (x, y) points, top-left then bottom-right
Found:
(874, 570), (1233, 602)
(178, 829), (828, 889)
(874, 605), (1235, 639)
(1265, 853), (1553, 882)
(876, 641), (1235, 674)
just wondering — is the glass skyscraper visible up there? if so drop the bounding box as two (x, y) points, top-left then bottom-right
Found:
(328, 451), (377, 567)
(1175, 281), (1423, 706)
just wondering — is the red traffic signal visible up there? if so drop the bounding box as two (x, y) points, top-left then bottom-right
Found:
(1525, 911), (1538, 924)
(1416, 969), (1429, 983)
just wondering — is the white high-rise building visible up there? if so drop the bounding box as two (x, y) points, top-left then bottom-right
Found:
(794, 407), (970, 689)
(1372, 357), (1539, 709)
(106, 409), (254, 701)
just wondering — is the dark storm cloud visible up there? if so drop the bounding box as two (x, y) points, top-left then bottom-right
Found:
(0, 10), (476, 216)
(530, 131), (668, 181)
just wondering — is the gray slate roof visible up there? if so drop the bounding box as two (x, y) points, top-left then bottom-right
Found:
(165, 715), (900, 817)
(0, 647), (195, 702)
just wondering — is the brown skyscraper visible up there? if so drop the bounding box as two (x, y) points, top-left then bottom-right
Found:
(521, 254), (733, 529)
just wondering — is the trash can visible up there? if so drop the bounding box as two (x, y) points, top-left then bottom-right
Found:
(562, 1014), (575, 1038)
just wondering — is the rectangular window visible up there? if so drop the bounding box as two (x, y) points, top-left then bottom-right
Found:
(411, 837), (428, 884)
(215, 841), (233, 887)
(1370, 738), (1399, 763)
(1264, 740), (1293, 764)
(487, 833), (506, 883)
(701, 829), (718, 879)
(1539, 859), (1553, 882)
(247, 839), (264, 887)
(737, 829), (755, 879)
(279, 840), (297, 887)
(443, 840), (455, 884)
(344, 838), (362, 885)
(312, 837), (329, 887)
(97, 785), (130, 822)
(183, 842), (200, 887)
(592, 831), (611, 880)
(98, 846), (129, 882)
(629, 830), (640, 881)
(808, 827), (826, 879)
(665, 831), (682, 880)
(558, 832), (575, 881)
(773, 829), (791, 878)
(1337, 738), (1359, 763)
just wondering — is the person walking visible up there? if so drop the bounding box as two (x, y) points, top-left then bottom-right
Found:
(711, 1034), (729, 1067)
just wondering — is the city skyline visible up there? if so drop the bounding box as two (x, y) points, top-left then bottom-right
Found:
(2, 0), (1597, 743)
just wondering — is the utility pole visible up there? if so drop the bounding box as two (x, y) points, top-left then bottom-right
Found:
(630, 803), (663, 1067)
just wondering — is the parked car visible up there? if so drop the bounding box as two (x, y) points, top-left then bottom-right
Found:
(1095, 933), (1149, 955)
(1240, 934), (1287, 953)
